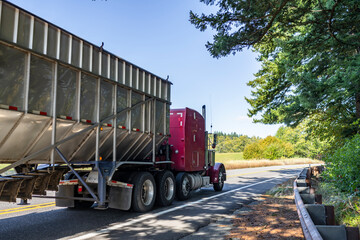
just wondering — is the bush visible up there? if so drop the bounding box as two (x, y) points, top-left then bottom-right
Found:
(243, 136), (295, 160)
(323, 134), (360, 195)
(276, 125), (330, 159)
(263, 143), (285, 160)
(243, 142), (263, 159)
(318, 181), (360, 228)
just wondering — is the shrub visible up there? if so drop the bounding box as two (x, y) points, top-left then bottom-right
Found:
(243, 142), (263, 159)
(243, 136), (295, 160)
(263, 143), (285, 160)
(323, 134), (360, 195)
(318, 181), (360, 228)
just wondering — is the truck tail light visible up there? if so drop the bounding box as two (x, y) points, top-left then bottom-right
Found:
(78, 185), (83, 193)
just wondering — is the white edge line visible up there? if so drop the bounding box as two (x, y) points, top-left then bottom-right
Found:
(71, 175), (293, 240)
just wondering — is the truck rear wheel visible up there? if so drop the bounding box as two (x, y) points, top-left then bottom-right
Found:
(213, 166), (225, 192)
(156, 170), (175, 206)
(131, 172), (156, 212)
(176, 172), (192, 200)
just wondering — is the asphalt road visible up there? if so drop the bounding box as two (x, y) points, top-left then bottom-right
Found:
(0, 164), (309, 240)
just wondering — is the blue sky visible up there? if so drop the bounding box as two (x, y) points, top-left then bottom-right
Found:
(7, 0), (282, 138)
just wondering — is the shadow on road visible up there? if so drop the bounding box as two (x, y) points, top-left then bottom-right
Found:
(0, 168), (302, 240)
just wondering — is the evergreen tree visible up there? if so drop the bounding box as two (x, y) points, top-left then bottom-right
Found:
(190, 0), (360, 141)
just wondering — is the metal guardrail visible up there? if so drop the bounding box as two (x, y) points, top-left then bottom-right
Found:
(294, 167), (360, 240)
(294, 173), (323, 240)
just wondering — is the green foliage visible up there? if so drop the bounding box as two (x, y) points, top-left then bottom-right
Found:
(243, 136), (294, 160)
(318, 181), (360, 228)
(215, 131), (259, 153)
(276, 124), (330, 159)
(190, 0), (360, 143)
(263, 143), (285, 160)
(243, 141), (263, 159)
(323, 134), (360, 195)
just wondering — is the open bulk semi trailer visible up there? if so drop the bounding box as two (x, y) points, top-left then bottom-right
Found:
(0, 0), (226, 212)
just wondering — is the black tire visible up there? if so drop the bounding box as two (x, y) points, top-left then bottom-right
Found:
(155, 170), (175, 206)
(131, 172), (156, 212)
(176, 172), (192, 200)
(213, 166), (225, 192)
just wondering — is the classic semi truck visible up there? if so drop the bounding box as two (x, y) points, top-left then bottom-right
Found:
(0, 0), (226, 212)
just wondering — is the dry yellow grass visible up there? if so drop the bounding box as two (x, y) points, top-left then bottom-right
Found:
(222, 158), (323, 170)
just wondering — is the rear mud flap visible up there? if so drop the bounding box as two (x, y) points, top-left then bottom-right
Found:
(108, 186), (133, 211)
(55, 185), (75, 207)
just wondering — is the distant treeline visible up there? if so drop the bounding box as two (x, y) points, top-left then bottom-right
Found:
(214, 124), (329, 160)
(214, 132), (260, 153)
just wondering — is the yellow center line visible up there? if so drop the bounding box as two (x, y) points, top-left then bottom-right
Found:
(0, 202), (55, 215)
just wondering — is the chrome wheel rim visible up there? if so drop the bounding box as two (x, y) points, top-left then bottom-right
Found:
(182, 176), (190, 196)
(141, 179), (154, 206)
(218, 171), (224, 188)
(164, 177), (175, 201)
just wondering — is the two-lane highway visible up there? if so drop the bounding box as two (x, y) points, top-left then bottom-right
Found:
(0, 165), (309, 240)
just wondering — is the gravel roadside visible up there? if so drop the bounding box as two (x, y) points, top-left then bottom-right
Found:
(180, 178), (303, 240)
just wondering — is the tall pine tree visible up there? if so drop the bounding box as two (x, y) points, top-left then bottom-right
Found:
(190, 0), (360, 141)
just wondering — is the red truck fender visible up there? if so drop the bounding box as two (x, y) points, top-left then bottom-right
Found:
(207, 163), (226, 183)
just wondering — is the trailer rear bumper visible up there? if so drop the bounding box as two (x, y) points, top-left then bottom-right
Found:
(55, 179), (133, 210)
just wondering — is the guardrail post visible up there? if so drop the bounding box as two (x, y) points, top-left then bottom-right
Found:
(325, 206), (335, 225)
(346, 227), (360, 240)
(315, 194), (322, 204)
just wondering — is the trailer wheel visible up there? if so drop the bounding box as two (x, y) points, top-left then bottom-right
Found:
(176, 172), (192, 200)
(156, 170), (175, 206)
(213, 166), (225, 192)
(131, 172), (156, 212)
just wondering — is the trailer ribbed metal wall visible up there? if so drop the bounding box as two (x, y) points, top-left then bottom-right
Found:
(0, 1), (171, 170)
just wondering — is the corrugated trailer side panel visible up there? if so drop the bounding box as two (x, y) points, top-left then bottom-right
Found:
(0, 0), (171, 165)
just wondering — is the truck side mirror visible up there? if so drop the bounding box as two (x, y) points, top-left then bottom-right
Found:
(212, 134), (217, 149)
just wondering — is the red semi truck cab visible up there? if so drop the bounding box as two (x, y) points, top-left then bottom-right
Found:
(169, 108), (206, 172)
(167, 107), (226, 200)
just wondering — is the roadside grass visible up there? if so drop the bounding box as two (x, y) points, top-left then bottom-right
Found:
(266, 178), (295, 197)
(216, 152), (322, 170)
(0, 164), (9, 170)
(316, 180), (360, 228)
(0, 164), (16, 175)
(215, 152), (244, 162)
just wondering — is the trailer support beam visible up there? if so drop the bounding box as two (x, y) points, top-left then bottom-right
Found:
(55, 147), (99, 202)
